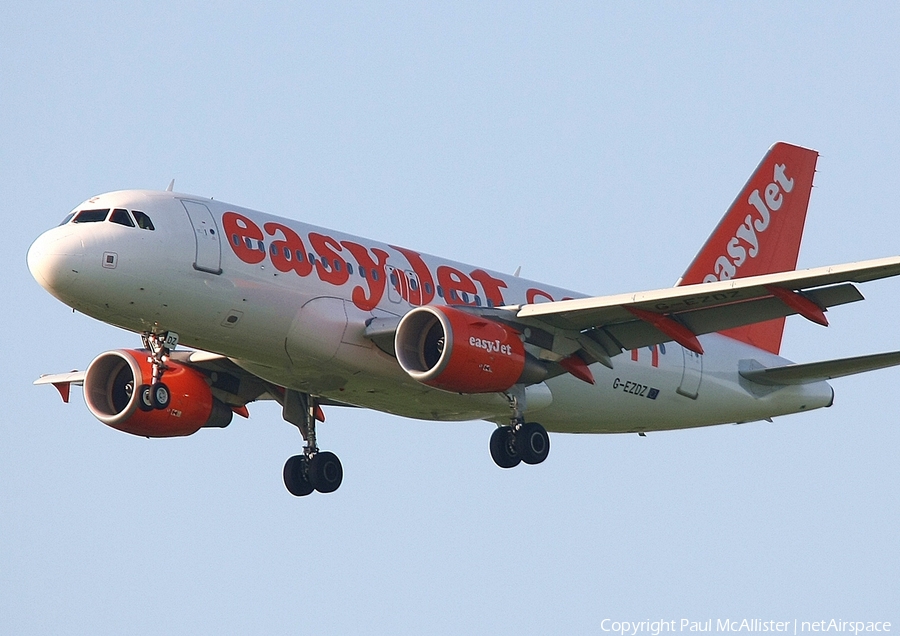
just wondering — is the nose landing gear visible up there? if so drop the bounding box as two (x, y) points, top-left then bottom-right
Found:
(137, 331), (179, 411)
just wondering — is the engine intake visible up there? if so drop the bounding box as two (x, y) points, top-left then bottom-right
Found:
(83, 349), (233, 437)
(395, 306), (544, 393)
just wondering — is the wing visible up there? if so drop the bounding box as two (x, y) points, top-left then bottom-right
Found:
(367, 256), (900, 372)
(34, 371), (86, 403)
(34, 351), (273, 408)
(35, 349), (357, 413)
(504, 256), (900, 361)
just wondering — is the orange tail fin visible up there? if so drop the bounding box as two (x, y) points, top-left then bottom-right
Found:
(677, 142), (819, 355)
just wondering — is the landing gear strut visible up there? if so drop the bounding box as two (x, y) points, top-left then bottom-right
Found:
(489, 385), (550, 469)
(282, 390), (343, 496)
(137, 331), (179, 411)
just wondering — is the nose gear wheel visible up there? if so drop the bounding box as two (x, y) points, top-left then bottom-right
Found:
(140, 331), (179, 411)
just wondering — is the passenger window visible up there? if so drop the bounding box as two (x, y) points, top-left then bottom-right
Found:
(110, 208), (135, 227)
(346, 262), (354, 275)
(334, 259), (342, 272)
(73, 209), (109, 223)
(424, 283), (433, 295)
(295, 250), (305, 263)
(132, 210), (155, 230)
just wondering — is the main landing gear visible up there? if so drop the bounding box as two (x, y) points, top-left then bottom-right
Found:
(137, 331), (179, 411)
(281, 390), (343, 497)
(489, 386), (550, 469)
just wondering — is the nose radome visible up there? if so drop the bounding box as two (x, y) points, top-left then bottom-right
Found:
(27, 228), (85, 295)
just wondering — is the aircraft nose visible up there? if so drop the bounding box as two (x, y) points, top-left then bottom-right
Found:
(27, 228), (85, 295)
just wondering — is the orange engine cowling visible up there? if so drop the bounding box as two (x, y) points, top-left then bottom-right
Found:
(83, 349), (233, 437)
(395, 305), (535, 393)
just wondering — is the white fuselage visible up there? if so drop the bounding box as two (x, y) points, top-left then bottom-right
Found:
(27, 190), (834, 433)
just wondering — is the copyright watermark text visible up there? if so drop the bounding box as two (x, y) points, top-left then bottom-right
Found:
(600, 620), (892, 636)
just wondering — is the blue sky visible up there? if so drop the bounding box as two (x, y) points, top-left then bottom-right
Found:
(2, 3), (898, 634)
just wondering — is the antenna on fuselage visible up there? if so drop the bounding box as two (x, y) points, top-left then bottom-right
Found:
(166, 179), (175, 192)
(513, 266), (522, 277)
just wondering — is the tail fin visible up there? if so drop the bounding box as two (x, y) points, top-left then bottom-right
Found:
(677, 142), (819, 354)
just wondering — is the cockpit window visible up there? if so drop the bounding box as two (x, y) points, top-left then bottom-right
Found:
(73, 209), (110, 223)
(59, 212), (76, 226)
(110, 208), (135, 227)
(132, 210), (155, 230)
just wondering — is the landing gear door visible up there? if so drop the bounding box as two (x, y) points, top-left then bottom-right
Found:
(181, 200), (222, 275)
(677, 347), (702, 399)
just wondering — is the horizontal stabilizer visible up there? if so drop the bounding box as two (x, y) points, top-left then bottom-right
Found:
(740, 351), (900, 386)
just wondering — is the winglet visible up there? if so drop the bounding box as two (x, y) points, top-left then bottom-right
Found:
(678, 142), (819, 354)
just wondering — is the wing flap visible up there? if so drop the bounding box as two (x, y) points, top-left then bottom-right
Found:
(740, 351), (900, 386)
(604, 283), (863, 350)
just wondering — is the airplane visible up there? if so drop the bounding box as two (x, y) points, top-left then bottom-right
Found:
(27, 142), (900, 497)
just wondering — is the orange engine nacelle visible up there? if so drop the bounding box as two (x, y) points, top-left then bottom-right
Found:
(395, 305), (536, 393)
(83, 349), (233, 437)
